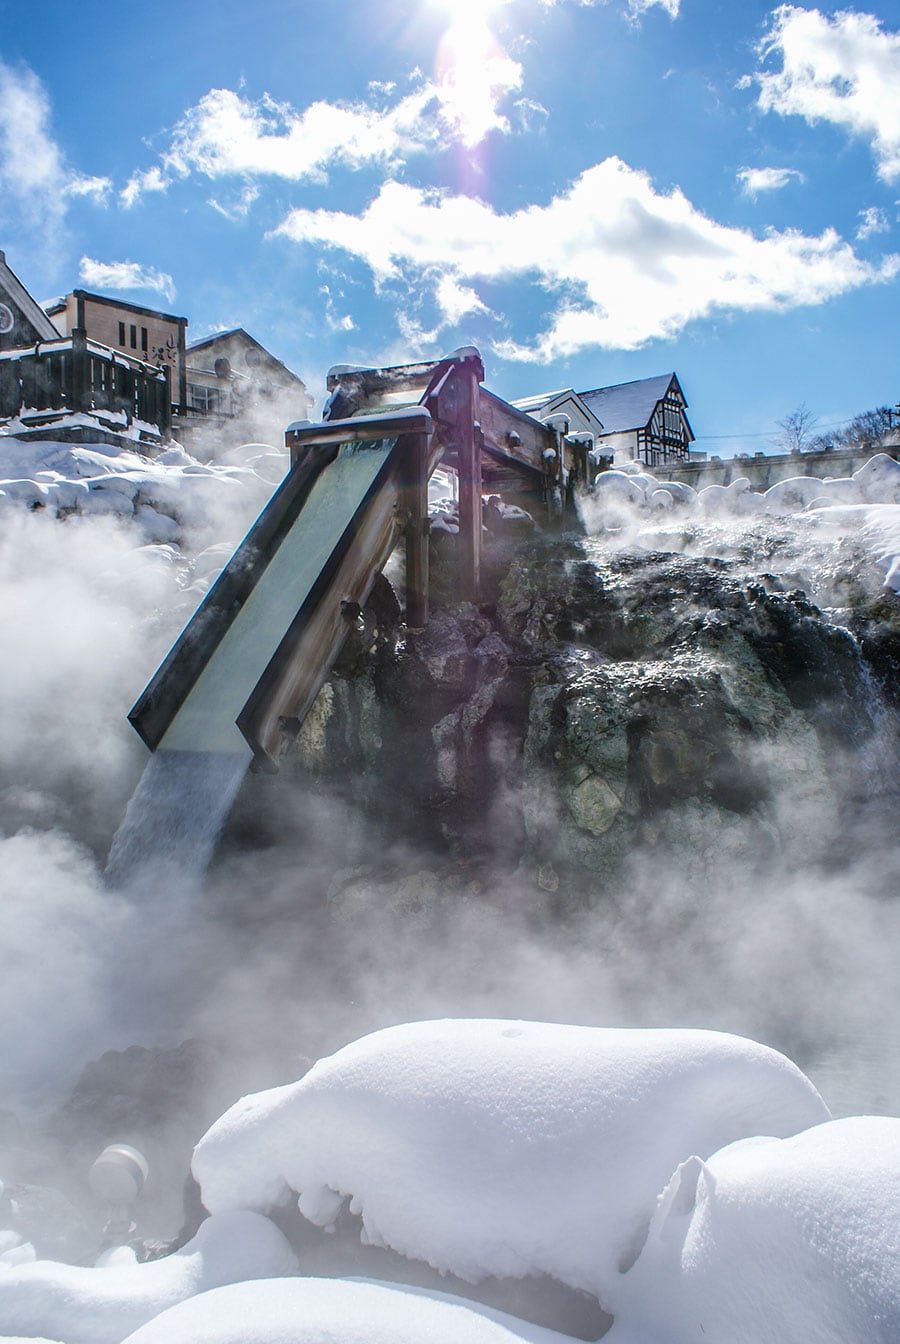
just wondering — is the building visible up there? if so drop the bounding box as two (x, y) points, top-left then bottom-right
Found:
(578, 373), (695, 468)
(182, 328), (313, 450)
(511, 388), (606, 442)
(515, 373), (695, 469)
(41, 287), (312, 451)
(45, 289), (188, 412)
(0, 254), (171, 441)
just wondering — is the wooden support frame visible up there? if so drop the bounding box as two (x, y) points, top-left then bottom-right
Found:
(455, 366), (482, 604)
(404, 430), (430, 629)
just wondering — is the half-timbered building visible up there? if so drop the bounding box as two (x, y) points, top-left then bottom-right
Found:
(578, 373), (695, 468)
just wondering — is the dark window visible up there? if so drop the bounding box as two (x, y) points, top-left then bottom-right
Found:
(118, 321), (126, 345)
(141, 326), (148, 351)
(130, 325), (137, 349)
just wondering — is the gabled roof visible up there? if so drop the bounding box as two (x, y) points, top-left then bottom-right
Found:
(187, 327), (305, 387)
(0, 251), (62, 343)
(511, 388), (606, 435)
(579, 373), (683, 435)
(512, 388), (572, 414)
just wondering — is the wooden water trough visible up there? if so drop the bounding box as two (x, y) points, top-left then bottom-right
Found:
(129, 348), (594, 770)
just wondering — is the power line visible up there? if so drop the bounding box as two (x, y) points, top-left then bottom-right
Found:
(695, 415), (860, 443)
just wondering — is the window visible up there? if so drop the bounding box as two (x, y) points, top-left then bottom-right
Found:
(187, 383), (222, 415)
(130, 325), (137, 349)
(141, 327), (148, 352)
(118, 321), (126, 345)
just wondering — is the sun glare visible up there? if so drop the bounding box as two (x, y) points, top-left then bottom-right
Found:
(430, 0), (520, 149)
(428, 0), (509, 25)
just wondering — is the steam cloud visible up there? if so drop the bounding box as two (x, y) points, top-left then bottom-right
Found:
(0, 460), (898, 1200)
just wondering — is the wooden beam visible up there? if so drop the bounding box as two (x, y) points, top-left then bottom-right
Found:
(452, 365), (482, 603)
(287, 408), (433, 467)
(404, 431), (430, 628)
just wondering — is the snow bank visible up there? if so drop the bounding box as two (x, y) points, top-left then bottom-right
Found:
(609, 1115), (900, 1344)
(0, 426), (286, 550)
(582, 453), (900, 590)
(0, 1210), (297, 1344)
(193, 1020), (829, 1306)
(119, 1277), (576, 1344)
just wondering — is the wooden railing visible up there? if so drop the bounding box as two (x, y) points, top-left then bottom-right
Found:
(0, 328), (171, 435)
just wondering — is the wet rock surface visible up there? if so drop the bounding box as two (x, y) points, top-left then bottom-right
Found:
(269, 527), (899, 899)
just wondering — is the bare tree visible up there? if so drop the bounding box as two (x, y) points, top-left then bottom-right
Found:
(775, 403), (818, 454)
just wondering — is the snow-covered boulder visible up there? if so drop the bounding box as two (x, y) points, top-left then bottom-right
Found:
(119, 1277), (575, 1344)
(0, 1210), (297, 1344)
(764, 474), (833, 514)
(854, 452), (900, 503)
(608, 1115), (900, 1344)
(592, 471), (646, 507)
(192, 1021), (829, 1307)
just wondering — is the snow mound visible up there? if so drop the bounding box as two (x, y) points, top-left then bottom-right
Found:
(0, 429), (284, 551)
(119, 1276), (575, 1344)
(582, 456), (900, 589)
(0, 1210), (297, 1344)
(192, 1020), (829, 1306)
(609, 1115), (900, 1344)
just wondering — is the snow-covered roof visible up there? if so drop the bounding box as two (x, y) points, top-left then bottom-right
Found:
(511, 389), (571, 414)
(579, 374), (680, 434)
(511, 389), (606, 435)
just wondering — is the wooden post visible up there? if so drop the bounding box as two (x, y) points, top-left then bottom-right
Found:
(456, 362), (482, 603)
(70, 327), (89, 414)
(405, 430), (430, 628)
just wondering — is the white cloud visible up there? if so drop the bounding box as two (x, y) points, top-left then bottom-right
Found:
(65, 174), (113, 204)
(856, 205), (890, 240)
(435, 275), (491, 324)
(625, 0), (679, 16)
(539, 0), (680, 13)
(0, 60), (108, 229)
(755, 6), (900, 182)
(78, 257), (176, 304)
(737, 165), (805, 197)
(120, 165), (169, 210)
(123, 59), (523, 207)
(320, 284), (356, 334)
(208, 183), (261, 221)
(272, 156), (899, 359)
(0, 61), (66, 207)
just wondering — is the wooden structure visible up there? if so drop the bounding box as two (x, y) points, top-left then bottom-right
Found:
(0, 330), (171, 434)
(0, 256), (172, 437)
(45, 289), (188, 415)
(292, 349), (595, 606)
(131, 349), (594, 769)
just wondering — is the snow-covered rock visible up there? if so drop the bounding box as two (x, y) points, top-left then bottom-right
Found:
(0, 1210), (297, 1344)
(608, 1115), (900, 1344)
(193, 1020), (829, 1307)
(119, 1277), (575, 1344)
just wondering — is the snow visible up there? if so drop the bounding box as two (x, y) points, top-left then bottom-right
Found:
(192, 1020), (829, 1307)
(119, 1277), (575, 1344)
(0, 1211), (297, 1344)
(2, 411), (899, 1341)
(0, 423), (286, 549)
(582, 452), (900, 590)
(607, 1115), (900, 1344)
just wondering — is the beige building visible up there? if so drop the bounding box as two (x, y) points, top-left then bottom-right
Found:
(182, 328), (313, 451)
(45, 290), (188, 411)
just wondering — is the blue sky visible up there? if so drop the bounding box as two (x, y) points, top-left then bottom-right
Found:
(0, 0), (898, 454)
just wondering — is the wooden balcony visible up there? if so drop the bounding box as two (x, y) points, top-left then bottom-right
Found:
(0, 328), (171, 436)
